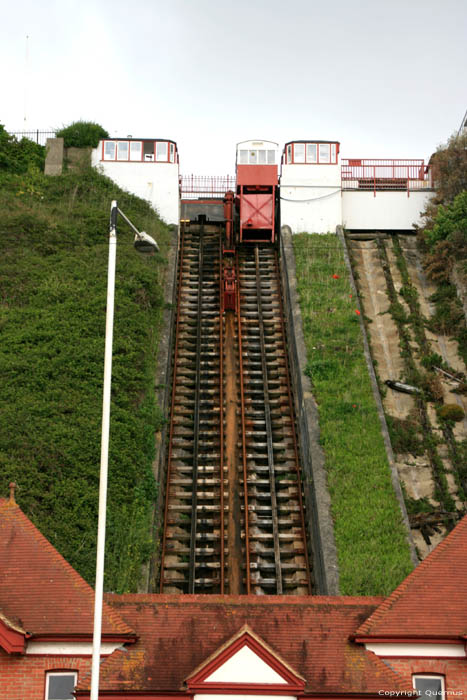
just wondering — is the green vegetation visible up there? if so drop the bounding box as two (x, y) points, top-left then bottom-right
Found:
(0, 157), (171, 592)
(56, 120), (110, 148)
(0, 125), (45, 173)
(437, 404), (465, 422)
(293, 233), (413, 595)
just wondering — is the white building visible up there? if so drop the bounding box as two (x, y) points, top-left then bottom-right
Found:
(280, 141), (434, 233)
(91, 138), (180, 225)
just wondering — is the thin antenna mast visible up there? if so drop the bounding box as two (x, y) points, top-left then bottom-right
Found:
(24, 34), (29, 131)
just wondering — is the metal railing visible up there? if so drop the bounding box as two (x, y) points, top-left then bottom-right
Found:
(341, 159), (432, 196)
(8, 130), (56, 146)
(180, 174), (236, 200)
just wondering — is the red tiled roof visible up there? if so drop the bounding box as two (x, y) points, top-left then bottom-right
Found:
(0, 498), (134, 639)
(76, 594), (412, 695)
(355, 514), (467, 639)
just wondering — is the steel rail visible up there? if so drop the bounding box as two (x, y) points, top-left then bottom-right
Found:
(273, 250), (312, 593)
(188, 224), (204, 593)
(159, 222), (187, 592)
(254, 246), (283, 594)
(235, 250), (251, 594)
(219, 237), (225, 593)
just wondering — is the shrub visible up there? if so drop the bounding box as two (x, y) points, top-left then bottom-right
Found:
(55, 120), (109, 148)
(437, 404), (465, 422)
(0, 125), (45, 173)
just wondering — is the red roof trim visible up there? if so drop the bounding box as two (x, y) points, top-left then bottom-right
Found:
(29, 633), (136, 643)
(187, 683), (304, 695)
(186, 627), (305, 691)
(0, 618), (26, 654)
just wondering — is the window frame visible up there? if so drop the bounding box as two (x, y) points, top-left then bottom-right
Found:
(116, 140), (130, 161)
(286, 142), (338, 165)
(412, 674), (445, 699)
(103, 140), (116, 161)
(45, 671), (78, 700)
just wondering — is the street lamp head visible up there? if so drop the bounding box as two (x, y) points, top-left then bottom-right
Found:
(134, 231), (158, 254)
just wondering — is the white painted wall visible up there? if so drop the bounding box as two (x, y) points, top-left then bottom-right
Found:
(204, 646), (287, 684)
(342, 190), (433, 230)
(280, 163), (342, 234)
(91, 145), (180, 225)
(365, 642), (466, 658)
(26, 640), (120, 655)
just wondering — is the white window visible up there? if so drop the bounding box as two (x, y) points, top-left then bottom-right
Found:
(45, 672), (77, 700)
(258, 150), (266, 164)
(319, 143), (330, 163)
(239, 149), (248, 164)
(306, 143), (317, 163)
(331, 143), (337, 162)
(117, 141), (129, 161)
(294, 143), (305, 163)
(249, 150), (257, 164)
(129, 141), (142, 161)
(286, 144), (292, 164)
(413, 675), (445, 700)
(170, 142), (175, 163)
(155, 141), (168, 162)
(103, 141), (116, 160)
(267, 150), (275, 164)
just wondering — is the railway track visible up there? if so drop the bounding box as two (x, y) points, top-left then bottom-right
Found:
(159, 223), (312, 594)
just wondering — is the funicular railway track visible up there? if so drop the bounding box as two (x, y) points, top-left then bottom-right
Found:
(159, 222), (312, 595)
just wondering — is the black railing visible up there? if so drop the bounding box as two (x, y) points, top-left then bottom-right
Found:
(8, 130), (56, 146)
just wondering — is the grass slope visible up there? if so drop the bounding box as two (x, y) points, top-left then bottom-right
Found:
(0, 166), (171, 592)
(293, 233), (413, 595)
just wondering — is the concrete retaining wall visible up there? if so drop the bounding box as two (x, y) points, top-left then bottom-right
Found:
(145, 227), (180, 592)
(279, 226), (340, 594)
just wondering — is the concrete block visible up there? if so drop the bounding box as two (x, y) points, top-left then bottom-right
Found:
(44, 138), (64, 175)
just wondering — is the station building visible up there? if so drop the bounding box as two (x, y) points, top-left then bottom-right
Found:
(1, 489), (467, 699)
(91, 136), (434, 234)
(91, 137), (180, 225)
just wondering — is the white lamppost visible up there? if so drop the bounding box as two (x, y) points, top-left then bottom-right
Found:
(90, 200), (158, 700)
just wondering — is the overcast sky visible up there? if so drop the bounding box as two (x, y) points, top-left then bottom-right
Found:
(2, 0), (466, 174)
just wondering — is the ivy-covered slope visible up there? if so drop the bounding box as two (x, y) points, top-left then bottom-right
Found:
(0, 152), (171, 592)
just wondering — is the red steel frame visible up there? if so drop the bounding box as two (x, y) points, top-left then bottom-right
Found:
(180, 175), (236, 200)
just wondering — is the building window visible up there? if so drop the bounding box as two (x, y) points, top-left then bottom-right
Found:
(156, 141), (168, 162)
(319, 143), (330, 163)
(130, 141), (142, 161)
(170, 142), (175, 163)
(117, 141), (129, 161)
(45, 672), (77, 700)
(306, 143), (317, 163)
(413, 675), (445, 700)
(294, 143), (306, 163)
(103, 141), (116, 160)
(267, 149), (275, 164)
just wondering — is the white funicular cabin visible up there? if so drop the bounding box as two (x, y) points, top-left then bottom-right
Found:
(280, 141), (342, 234)
(91, 138), (180, 225)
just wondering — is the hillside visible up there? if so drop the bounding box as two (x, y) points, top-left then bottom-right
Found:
(0, 136), (171, 592)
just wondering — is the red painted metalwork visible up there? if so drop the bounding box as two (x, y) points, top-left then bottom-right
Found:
(223, 267), (236, 312)
(180, 175), (236, 200)
(223, 190), (235, 252)
(219, 237), (225, 594)
(341, 159), (432, 196)
(236, 165), (277, 186)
